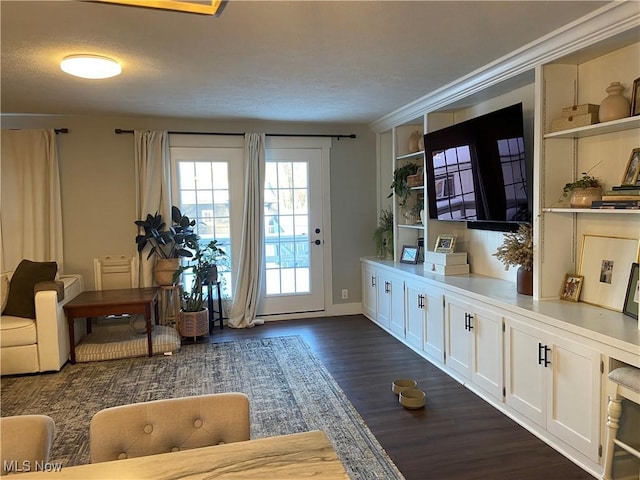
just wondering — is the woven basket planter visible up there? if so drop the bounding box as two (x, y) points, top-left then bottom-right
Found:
(177, 308), (209, 339)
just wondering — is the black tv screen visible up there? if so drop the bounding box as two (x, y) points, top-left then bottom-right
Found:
(423, 103), (531, 231)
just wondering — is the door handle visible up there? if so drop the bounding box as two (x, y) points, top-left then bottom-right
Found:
(311, 239), (321, 245)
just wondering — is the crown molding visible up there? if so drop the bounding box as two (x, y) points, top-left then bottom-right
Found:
(369, 1), (640, 133)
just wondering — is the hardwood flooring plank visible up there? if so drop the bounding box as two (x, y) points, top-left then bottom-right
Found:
(203, 314), (593, 480)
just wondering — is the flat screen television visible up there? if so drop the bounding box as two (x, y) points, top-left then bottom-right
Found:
(423, 103), (531, 232)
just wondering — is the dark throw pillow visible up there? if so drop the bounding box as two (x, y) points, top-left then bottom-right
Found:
(2, 259), (58, 319)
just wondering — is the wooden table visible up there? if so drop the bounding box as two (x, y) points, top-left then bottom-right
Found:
(11, 430), (348, 479)
(63, 288), (159, 364)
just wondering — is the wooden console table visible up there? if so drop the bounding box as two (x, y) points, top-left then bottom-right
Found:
(11, 430), (348, 479)
(63, 288), (159, 364)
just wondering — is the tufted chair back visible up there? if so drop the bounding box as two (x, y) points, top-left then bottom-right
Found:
(89, 393), (250, 463)
(0, 415), (55, 476)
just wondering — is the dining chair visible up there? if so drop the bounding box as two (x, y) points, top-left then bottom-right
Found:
(89, 393), (250, 463)
(0, 415), (55, 476)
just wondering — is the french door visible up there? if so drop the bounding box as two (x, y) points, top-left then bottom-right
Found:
(259, 145), (325, 316)
(170, 135), (330, 317)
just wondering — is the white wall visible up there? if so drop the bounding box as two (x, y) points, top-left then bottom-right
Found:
(1, 114), (377, 309)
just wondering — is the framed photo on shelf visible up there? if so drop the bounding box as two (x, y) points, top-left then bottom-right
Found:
(400, 245), (420, 264)
(434, 234), (456, 253)
(578, 235), (640, 311)
(621, 147), (640, 186)
(631, 77), (640, 117)
(623, 263), (639, 319)
(559, 274), (583, 302)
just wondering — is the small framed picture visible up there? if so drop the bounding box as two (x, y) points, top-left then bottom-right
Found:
(621, 148), (640, 186)
(434, 234), (456, 253)
(623, 263), (639, 319)
(560, 274), (583, 302)
(400, 245), (420, 264)
(631, 77), (640, 117)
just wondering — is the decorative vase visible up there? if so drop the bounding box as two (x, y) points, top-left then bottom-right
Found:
(569, 187), (602, 208)
(517, 267), (533, 296)
(598, 82), (630, 123)
(154, 258), (180, 286)
(408, 131), (421, 153)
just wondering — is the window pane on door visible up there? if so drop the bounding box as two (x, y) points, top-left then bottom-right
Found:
(264, 161), (310, 296)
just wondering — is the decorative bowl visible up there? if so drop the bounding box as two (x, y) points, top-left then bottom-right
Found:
(392, 378), (417, 395)
(399, 388), (425, 409)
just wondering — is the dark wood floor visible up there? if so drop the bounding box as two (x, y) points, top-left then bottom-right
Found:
(204, 314), (594, 480)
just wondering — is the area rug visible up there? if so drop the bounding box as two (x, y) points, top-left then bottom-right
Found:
(1, 336), (404, 479)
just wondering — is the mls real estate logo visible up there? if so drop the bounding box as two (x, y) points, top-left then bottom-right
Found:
(3, 460), (63, 474)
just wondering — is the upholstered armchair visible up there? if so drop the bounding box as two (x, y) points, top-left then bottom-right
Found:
(1, 262), (84, 376)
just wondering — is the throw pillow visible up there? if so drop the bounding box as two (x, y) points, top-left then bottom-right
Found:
(2, 260), (58, 319)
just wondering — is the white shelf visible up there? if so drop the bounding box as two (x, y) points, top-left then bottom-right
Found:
(544, 115), (640, 139)
(398, 224), (425, 230)
(396, 151), (424, 161)
(543, 207), (640, 214)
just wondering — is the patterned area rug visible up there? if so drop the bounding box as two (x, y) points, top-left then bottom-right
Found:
(1, 336), (404, 479)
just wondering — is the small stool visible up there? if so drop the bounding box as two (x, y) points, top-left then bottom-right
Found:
(159, 284), (181, 328)
(204, 279), (225, 333)
(602, 365), (640, 480)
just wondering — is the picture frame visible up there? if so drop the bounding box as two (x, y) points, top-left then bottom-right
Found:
(631, 77), (640, 117)
(621, 147), (640, 186)
(400, 245), (420, 264)
(559, 274), (583, 302)
(434, 234), (456, 253)
(623, 263), (639, 319)
(578, 235), (640, 311)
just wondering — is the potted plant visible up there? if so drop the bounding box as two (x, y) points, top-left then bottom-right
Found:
(134, 206), (198, 285)
(388, 162), (420, 209)
(493, 224), (533, 295)
(562, 173), (603, 208)
(373, 208), (394, 259)
(173, 238), (227, 339)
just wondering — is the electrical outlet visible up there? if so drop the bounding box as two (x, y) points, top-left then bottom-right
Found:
(341, 289), (348, 300)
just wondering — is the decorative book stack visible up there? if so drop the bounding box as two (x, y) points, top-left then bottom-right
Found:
(424, 251), (469, 275)
(591, 185), (640, 209)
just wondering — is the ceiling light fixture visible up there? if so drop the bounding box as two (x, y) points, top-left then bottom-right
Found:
(60, 55), (122, 79)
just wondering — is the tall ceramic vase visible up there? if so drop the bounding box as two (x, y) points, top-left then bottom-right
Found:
(599, 82), (630, 123)
(517, 267), (533, 296)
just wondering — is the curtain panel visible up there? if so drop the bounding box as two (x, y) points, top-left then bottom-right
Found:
(0, 129), (63, 272)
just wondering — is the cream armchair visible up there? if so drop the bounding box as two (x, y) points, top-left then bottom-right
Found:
(1, 271), (84, 375)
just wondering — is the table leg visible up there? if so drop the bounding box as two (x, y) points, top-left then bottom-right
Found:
(146, 313), (153, 357)
(67, 315), (76, 364)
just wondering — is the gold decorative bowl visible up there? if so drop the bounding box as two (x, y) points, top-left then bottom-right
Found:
(399, 388), (425, 409)
(392, 378), (417, 395)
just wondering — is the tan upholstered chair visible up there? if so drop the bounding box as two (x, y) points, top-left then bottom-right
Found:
(89, 393), (250, 463)
(0, 415), (55, 476)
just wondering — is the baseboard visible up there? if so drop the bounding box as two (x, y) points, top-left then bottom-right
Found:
(325, 302), (361, 316)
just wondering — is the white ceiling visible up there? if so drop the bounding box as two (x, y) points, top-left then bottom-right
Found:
(1, 0), (610, 125)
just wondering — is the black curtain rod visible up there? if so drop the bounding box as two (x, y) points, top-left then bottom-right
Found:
(55, 128), (69, 134)
(114, 129), (355, 139)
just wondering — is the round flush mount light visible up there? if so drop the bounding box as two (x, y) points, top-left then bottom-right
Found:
(60, 54), (122, 79)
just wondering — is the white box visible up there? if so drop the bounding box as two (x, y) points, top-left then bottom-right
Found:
(424, 263), (470, 276)
(424, 251), (468, 266)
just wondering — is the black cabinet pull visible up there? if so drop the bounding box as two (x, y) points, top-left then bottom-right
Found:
(543, 345), (551, 367)
(467, 313), (474, 330)
(538, 342), (544, 365)
(385, 281), (391, 294)
(371, 276), (376, 287)
(418, 294), (424, 309)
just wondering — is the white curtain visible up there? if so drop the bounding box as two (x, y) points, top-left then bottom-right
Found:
(134, 131), (171, 287)
(228, 133), (266, 328)
(0, 129), (63, 272)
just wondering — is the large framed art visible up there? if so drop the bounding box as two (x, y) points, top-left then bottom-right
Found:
(578, 235), (640, 311)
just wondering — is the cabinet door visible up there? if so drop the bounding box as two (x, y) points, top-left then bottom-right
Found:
(388, 273), (406, 338)
(471, 304), (503, 400)
(405, 280), (425, 349)
(546, 337), (601, 462)
(444, 296), (472, 378)
(376, 273), (392, 330)
(504, 316), (546, 427)
(424, 288), (444, 363)
(361, 264), (377, 321)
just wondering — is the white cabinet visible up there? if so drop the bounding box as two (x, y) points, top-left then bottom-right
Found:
(445, 294), (503, 400)
(423, 287), (444, 362)
(404, 279), (424, 349)
(361, 263), (377, 321)
(504, 315), (602, 462)
(377, 269), (404, 333)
